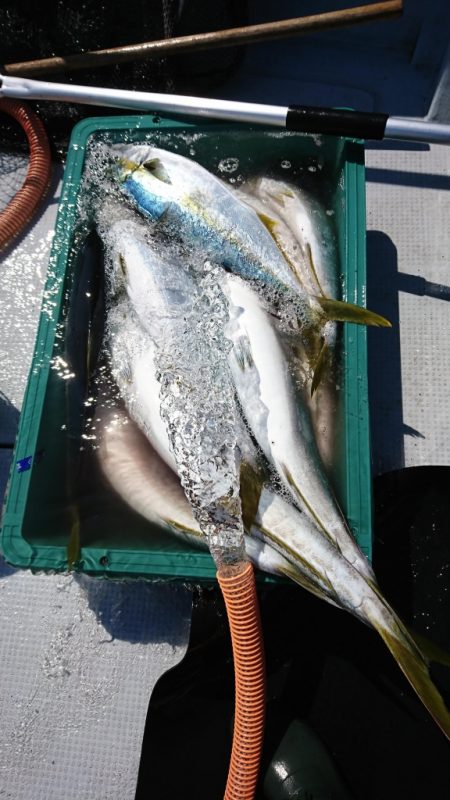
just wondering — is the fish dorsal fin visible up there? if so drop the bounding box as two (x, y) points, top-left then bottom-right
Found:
(118, 252), (128, 279)
(316, 297), (391, 328)
(280, 564), (341, 607)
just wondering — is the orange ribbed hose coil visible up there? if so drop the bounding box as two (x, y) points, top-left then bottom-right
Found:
(217, 561), (266, 800)
(0, 98), (52, 251)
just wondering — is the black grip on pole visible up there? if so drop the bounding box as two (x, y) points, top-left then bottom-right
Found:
(286, 105), (388, 139)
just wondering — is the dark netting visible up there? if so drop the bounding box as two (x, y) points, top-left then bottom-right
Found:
(0, 0), (247, 157)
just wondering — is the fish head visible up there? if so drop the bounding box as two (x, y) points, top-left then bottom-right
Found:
(110, 145), (192, 221)
(106, 221), (197, 334)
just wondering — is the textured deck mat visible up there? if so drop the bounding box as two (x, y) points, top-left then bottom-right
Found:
(0, 570), (192, 799)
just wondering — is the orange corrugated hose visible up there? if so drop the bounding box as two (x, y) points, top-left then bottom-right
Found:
(0, 98), (52, 251)
(217, 561), (266, 800)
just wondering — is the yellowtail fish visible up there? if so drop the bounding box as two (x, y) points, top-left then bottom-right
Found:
(96, 403), (303, 583)
(103, 214), (250, 566)
(236, 178), (338, 300)
(110, 145), (390, 346)
(235, 180), (340, 462)
(224, 271), (374, 581)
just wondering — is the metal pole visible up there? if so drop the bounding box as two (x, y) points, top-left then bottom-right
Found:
(2, 73), (450, 146)
(0, 75), (288, 126)
(384, 116), (450, 145)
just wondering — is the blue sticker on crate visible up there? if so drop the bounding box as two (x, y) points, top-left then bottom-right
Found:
(16, 456), (33, 473)
(16, 451), (44, 473)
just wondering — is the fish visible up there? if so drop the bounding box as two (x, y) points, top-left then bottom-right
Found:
(104, 219), (367, 581)
(103, 216), (198, 341)
(101, 243), (450, 737)
(110, 144), (303, 294)
(235, 181), (340, 463)
(224, 271), (374, 582)
(103, 215), (250, 566)
(106, 298), (178, 473)
(246, 175), (342, 395)
(236, 179), (338, 301)
(243, 177), (340, 301)
(96, 401), (303, 584)
(109, 144), (390, 347)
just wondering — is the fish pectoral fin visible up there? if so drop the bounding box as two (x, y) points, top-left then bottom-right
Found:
(117, 156), (140, 174)
(310, 338), (329, 396)
(240, 461), (265, 532)
(266, 189), (295, 207)
(316, 297), (391, 327)
(142, 158), (172, 184)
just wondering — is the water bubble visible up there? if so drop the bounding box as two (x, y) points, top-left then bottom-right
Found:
(218, 157), (239, 174)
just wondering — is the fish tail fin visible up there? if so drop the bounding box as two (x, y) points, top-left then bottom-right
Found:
(316, 297), (391, 328)
(366, 594), (450, 739)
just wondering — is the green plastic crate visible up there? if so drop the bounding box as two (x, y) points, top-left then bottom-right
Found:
(1, 115), (372, 580)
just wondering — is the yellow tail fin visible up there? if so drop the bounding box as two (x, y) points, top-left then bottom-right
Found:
(316, 297), (391, 327)
(367, 596), (450, 739)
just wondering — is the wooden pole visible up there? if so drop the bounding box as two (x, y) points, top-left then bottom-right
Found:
(3, 1), (403, 78)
